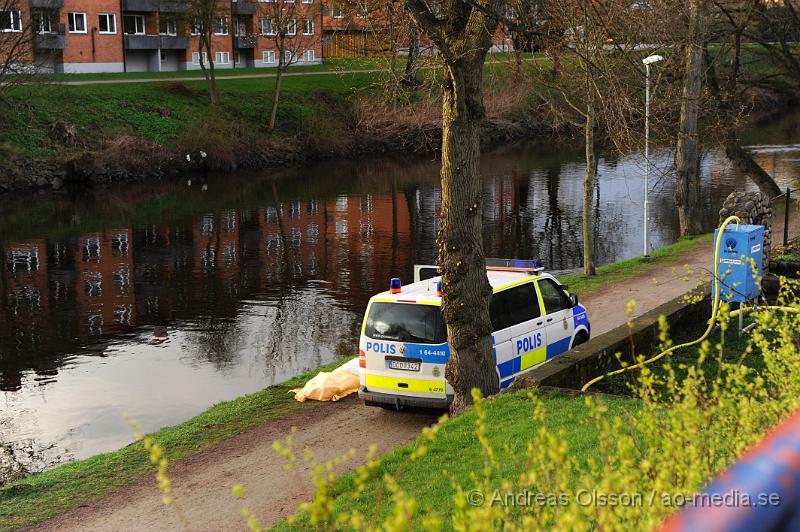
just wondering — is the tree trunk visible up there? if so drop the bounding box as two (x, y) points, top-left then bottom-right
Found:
(402, 26), (420, 86)
(439, 59), (497, 415)
(197, 39), (219, 105)
(725, 135), (782, 197)
(583, 110), (596, 276)
(268, 67), (284, 131)
(675, 0), (705, 236)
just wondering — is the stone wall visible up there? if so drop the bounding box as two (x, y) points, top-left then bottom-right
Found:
(718, 191), (772, 272)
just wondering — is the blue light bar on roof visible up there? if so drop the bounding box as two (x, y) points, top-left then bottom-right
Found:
(485, 258), (544, 272)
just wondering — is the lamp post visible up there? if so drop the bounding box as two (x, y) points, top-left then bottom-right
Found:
(642, 54), (664, 258)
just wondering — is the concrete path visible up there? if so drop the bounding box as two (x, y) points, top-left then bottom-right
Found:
(29, 227), (798, 532)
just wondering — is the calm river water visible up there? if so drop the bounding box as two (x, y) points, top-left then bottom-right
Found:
(1, 113), (799, 474)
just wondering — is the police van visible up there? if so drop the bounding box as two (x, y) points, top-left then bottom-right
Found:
(358, 260), (590, 409)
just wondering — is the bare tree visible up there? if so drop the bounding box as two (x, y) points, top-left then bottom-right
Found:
(403, 0), (504, 414)
(674, 0), (705, 236)
(531, 0), (645, 274)
(258, 0), (320, 130)
(184, 0), (230, 104)
(0, 0), (50, 99)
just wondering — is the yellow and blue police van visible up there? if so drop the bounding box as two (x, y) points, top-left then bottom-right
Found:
(358, 259), (590, 409)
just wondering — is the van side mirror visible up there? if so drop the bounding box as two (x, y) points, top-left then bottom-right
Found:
(570, 293), (579, 307)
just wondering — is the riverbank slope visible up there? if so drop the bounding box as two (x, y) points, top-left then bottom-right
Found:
(0, 59), (552, 194)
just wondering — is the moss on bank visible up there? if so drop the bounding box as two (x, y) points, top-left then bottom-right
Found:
(0, 358), (347, 531)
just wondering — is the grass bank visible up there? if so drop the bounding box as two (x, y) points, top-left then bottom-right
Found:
(559, 233), (714, 296)
(271, 390), (639, 530)
(0, 358), (348, 531)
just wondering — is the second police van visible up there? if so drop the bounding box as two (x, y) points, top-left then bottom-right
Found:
(358, 260), (591, 409)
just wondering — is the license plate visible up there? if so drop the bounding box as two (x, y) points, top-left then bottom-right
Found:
(388, 359), (421, 372)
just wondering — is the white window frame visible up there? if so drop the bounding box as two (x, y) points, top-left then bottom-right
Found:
(123, 14), (145, 35)
(302, 49), (314, 62)
(302, 0), (312, 4)
(283, 49), (295, 64)
(216, 51), (230, 64)
(68, 12), (87, 34)
(287, 18), (296, 36)
(262, 50), (276, 63)
(98, 13), (116, 34)
(332, 5), (342, 18)
(302, 19), (313, 35)
(260, 18), (275, 35)
(1, 9), (23, 32)
(191, 18), (202, 35)
(192, 51), (208, 65)
(214, 16), (228, 35)
(33, 11), (52, 33)
(160, 18), (177, 36)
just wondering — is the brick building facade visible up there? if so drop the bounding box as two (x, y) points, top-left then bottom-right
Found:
(3, 0), (323, 73)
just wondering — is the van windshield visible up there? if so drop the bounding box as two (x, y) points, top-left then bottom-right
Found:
(364, 302), (447, 345)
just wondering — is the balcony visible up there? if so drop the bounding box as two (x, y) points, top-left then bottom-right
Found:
(29, 0), (63, 8)
(124, 34), (160, 49)
(121, 0), (157, 12)
(160, 35), (189, 49)
(232, 1), (256, 15)
(33, 33), (66, 49)
(234, 36), (256, 49)
(158, 0), (186, 13)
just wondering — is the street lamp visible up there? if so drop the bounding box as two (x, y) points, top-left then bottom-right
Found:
(642, 54), (664, 258)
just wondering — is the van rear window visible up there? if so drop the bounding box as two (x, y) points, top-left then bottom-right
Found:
(364, 303), (447, 345)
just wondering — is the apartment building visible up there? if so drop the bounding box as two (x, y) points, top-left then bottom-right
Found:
(3, 0), (323, 73)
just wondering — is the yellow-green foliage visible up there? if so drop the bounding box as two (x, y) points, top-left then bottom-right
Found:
(135, 281), (800, 531)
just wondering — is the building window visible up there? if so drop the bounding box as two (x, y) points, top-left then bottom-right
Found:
(32, 11), (52, 33)
(68, 12), (87, 33)
(192, 51), (208, 65)
(160, 17), (177, 35)
(191, 18), (202, 35)
(302, 19), (313, 35)
(283, 49), (295, 64)
(260, 18), (274, 35)
(98, 13), (116, 34)
(332, 4), (342, 17)
(302, 0), (312, 4)
(216, 51), (229, 64)
(123, 14), (145, 35)
(263, 50), (275, 63)
(160, 51), (167, 62)
(302, 49), (314, 62)
(235, 50), (243, 65)
(214, 16), (228, 35)
(0, 10), (22, 32)
(287, 18), (296, 36)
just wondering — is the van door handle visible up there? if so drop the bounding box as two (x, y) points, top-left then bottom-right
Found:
(546, 318), (553, 323)
(536, 321), (543, 326)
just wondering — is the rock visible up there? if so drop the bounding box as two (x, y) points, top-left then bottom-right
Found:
(51, 177), (63, 190)
(36, 176), (49, 187)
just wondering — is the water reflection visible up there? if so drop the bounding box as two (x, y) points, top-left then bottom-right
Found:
(1, 126), (799, 472)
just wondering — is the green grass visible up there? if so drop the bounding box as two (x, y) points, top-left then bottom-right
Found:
(774, 253), (800, 262)
(0, 358), (349, 532)
(560, 233), (714, 296)
(2, 70), (373, 159)
(272, 390), (638, 530)
(45, 57), (396, 82)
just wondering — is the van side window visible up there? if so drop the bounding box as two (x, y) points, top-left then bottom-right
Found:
(490, 283), (541, 331)
(538, 279), (571, 313)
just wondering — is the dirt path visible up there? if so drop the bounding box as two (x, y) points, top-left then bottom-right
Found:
(27, 241), (722, 532)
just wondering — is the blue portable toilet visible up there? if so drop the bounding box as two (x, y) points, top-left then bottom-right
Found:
(712, 224), (764, 303)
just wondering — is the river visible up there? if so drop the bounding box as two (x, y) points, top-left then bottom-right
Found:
(1, 113), (798, 475)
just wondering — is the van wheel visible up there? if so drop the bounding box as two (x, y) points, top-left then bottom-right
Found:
(572, 331), (589, 348)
